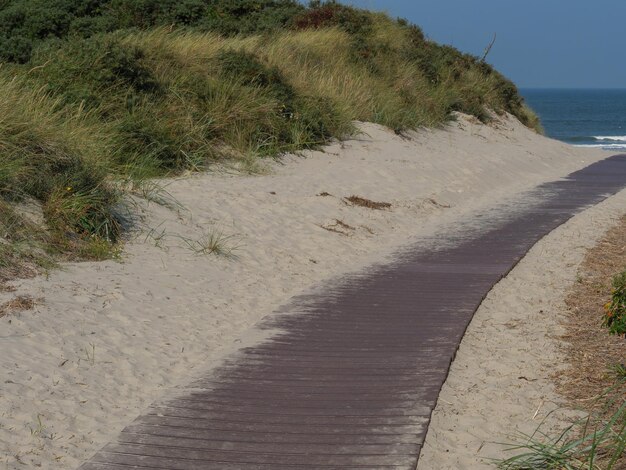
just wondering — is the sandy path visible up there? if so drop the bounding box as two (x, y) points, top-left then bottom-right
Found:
(0, 114), (609, 469)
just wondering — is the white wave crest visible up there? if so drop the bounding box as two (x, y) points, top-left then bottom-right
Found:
(592, 135), (626, 142)
(574, 143), (626, 149)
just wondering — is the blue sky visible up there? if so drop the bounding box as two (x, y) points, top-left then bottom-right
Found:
(336, 0), (626, 89)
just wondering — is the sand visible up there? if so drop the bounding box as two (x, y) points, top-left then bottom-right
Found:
(417, 187), (626, 469)
(0, 113), (614, 469)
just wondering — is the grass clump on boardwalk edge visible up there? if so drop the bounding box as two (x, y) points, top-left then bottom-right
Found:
(0, 0), (541, 275)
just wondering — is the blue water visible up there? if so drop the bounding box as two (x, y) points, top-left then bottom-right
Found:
(520, 89), (626, 150)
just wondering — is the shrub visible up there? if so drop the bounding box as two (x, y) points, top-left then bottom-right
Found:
(604, 271), (626, 336)
(403, 41), (473, 85)
(90, 0), (305, 36)
(199, 0), (305, 35)
(67, 14), (118, 37)
(291, 95), (344, 143)
(217, 49), (295, 104)
(105, 0), (213, 29)
(29, 35), (161, 111)
(0, 35), (33, 63)
(292, 1), (372, 36)
(0, 0), (305, 63)
(348, 34), (391, 74)
(0, 0), (93, 62)
(114, 112), (184, 171)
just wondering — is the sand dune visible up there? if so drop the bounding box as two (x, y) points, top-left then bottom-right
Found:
(0, 114), (612, 468)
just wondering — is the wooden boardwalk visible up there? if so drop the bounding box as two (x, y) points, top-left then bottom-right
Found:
(81, 154), (626, 469)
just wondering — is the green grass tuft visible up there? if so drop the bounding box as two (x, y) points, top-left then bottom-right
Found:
(497, 396), (626, 470)
(604, 271), (626, 336)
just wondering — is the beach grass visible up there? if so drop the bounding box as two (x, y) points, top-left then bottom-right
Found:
(498, 216), (626, 469)
(497, 398), (626, 470)
(0, 0), (541, 274)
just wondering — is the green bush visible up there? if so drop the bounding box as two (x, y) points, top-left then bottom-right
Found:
(604, 272), (626, 336)
(292, 95), (344, 143)
(0, 35), (33, 63)
(198, 0), (304, 35)
(0, 0), (306, 63)
(106, 0), (209, 29)
(0, 0), (102, 62)
(348, 34), (391, 74)
(292, 1), (372, 36)
(114, 112), (184, 171)
(217, 49), (295, 104)
(402, 40), (473, 85)
(29, 35), (160, 111)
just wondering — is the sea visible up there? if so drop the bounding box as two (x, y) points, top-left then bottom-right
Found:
(520, 89), (626, 151)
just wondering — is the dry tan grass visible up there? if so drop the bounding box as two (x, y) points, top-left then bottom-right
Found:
(320, 219), (355, 236)
(0, 264), (39, 285)
(0, 244), (42, 284)
(557, 216), (626, 408)
(0, 295), (36, 318)
(0, 283), (16, 293)
(344, 195), (391, 210)
(495, 218), (626, 470)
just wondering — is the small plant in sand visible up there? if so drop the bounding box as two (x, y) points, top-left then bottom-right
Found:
(603, 271), (626, 337)
(611, 363), (626, 382)
(497, 402), (626, 470)
(29, 414), (51, 439)
(181, 228), (240, 258)
(81, 342), (96, 366)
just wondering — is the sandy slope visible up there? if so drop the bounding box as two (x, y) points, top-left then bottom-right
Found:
(0, 114), (611, 469)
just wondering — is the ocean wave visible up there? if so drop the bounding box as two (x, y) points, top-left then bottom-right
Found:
(573, 143), (626, 149)
(592, 135), (626, 142)
(566, 135), (626, 143)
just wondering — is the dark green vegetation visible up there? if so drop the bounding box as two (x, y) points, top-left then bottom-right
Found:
(0, 0), (541, 276)
(604, 271), (626, 336)
(0, 0), (306, 63)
